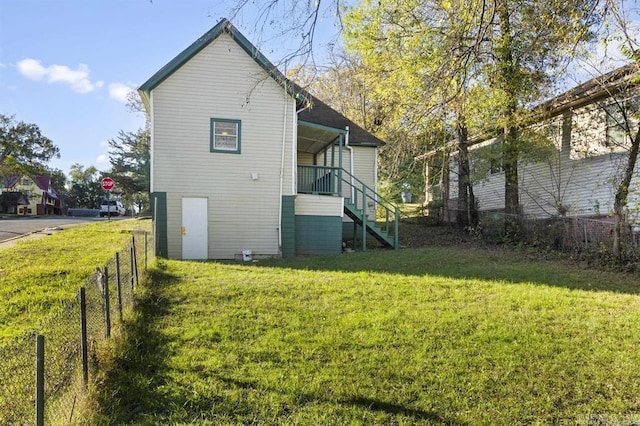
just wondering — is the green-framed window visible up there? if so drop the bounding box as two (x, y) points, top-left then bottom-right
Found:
(210, 118), (241, 154)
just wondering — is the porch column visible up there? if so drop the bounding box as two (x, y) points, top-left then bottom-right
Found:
(338, 134), (343, 195)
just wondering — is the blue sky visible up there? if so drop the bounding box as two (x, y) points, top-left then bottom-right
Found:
(0, 0), (341, 178)
(1, 1), (636, 180)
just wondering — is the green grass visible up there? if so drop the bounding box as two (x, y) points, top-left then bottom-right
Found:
(0, 219), (150, 342)
(93, 247), (640, 424)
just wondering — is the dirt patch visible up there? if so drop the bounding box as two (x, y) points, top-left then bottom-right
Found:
(398, 219), (485, 249)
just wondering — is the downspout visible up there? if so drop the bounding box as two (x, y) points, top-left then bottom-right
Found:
(149, 91), (154, 194)
(374, 146), (379, 201)
(278, 80), (288, 254)
(294, 103), (308, 192)
(345, 126), (355, 202)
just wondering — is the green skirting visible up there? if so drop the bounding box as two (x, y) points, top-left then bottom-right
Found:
(150, 192), (168, 257)
(295, 215), (342, 255)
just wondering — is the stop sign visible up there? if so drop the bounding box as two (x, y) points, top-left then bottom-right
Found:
(101, 177), (115, 191)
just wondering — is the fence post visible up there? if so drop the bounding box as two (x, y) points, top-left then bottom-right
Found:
(115, 253), (123, 322)
(130, 245), (135, 292)
(144, 231), (148, 270)
(35, 334), (45, 426)
(132, 236), (139, 287)
(78, 287), (89, 387)
(103, 267), (111, 339)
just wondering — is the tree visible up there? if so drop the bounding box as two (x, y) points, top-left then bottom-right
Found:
(0, 114), (60, 177)
(343, 0), (603, 232)
(229, 0), (343, 68)
(290, 55), (433, 202)
(67, 163), (102, 209)
(596, 0), (640, 259)
(108, 128), (150, 214)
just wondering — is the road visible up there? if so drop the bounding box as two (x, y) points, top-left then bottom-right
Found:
(0, 216), (112, 243)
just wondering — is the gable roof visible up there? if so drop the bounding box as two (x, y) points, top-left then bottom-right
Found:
(139, 18), (301, 104)
(3, 176), (19, 189)
(138, 18), (385, 149)
(32, 176), (51, 191)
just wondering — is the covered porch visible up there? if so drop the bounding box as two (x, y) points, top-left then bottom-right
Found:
(294, 119), (399, 250)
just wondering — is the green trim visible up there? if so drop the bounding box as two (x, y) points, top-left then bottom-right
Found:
(298, 120), (348, 135)
(342, 141), (385, 148)
(281, 196), (295, 258)
(138, 18), (304, 102)
(150, 192), (168, 257)
(210, 118), (241, 154)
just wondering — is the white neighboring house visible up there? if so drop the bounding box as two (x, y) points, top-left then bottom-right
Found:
(423, 64), (640, 222)
(138, 18), (399, 260)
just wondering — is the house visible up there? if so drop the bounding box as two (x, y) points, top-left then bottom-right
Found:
(139, 19), (399, 260)
(0, 176), (63, 215)
(422, 64), (640, 222)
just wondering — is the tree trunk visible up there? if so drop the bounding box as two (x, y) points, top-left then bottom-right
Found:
(456, 117), (478, 228)
(503, 124), (520, 215)
(456, 119), (470, 226)
(497, 1), (520, 216)
(612, 128), (640, 259)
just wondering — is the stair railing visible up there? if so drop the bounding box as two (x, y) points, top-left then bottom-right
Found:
(297, 165), (399, 249)
(339, 169), (399, 249)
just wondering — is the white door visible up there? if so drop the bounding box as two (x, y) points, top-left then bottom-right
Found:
(182, 197), (208, 259)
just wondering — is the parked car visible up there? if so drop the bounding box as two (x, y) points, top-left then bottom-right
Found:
(100, 200), (126, 217)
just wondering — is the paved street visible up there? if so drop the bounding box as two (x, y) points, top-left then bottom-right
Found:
(0, 216), (107, 243)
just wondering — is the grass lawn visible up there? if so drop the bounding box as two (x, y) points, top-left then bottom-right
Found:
(93, 247), (640, 424)
(0, 219), (150, 343)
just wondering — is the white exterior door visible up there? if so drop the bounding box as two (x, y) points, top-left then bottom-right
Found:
(182, 197), (208, 259)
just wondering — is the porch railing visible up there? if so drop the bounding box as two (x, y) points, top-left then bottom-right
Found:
(297, 165), (341, 195)
(297, 165), (399, 249)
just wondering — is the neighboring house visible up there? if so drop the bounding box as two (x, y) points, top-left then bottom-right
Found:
(0, 176), (63, 215)
(422, 64), (640, 221)
(139, 18), (399, 260)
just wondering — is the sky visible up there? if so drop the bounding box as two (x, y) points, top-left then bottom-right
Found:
(1, 1), (637, 181)
(0, 0), (342, 178)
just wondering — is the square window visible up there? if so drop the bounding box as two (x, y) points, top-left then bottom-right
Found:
(210, 119), (241, 153)
(604, 100), (638, 147)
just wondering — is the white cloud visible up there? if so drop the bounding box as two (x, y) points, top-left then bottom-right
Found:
(16, 58), (104, 93)
(96, 154), (109, 165)
(0, 62), (6, 68)
(108, 82), (136, 104)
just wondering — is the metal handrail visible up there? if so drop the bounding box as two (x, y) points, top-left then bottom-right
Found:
(297, 165), (399, 249)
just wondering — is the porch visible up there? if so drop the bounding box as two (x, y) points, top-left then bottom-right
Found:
(295, 107), (399, 252)
(297, 164), (399, 250)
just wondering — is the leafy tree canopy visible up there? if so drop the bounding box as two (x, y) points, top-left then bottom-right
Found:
(0, 114), (60, 177)
(108, 128), (150, 213)
(66, 163), (103, 209)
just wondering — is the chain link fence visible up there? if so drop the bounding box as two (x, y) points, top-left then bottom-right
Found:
(0, 229), (153, 425)
(466, 209), (638, 257)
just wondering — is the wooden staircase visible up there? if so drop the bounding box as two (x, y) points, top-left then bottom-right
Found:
(343, 199), (398, 249)
(297, 165), (400, 251)
(340, 169), (399, 251)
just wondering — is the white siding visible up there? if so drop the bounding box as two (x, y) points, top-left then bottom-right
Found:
(350, 146), (377, 219)
(151, 33), (296, 259)
(295, 194), (343, 217)
(452, 93), (640, 219)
